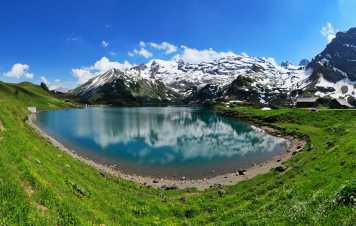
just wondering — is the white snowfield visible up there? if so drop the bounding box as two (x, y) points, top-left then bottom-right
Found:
(74, 54), (356, 102)
(315, 75), (356, 99)
(76, 55), (308, 96)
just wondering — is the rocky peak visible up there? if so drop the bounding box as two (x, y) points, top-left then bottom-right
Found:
(281, 61), (290, 68)
(308, 27), (356, 82)
(73, 54), (306, 106)
(299, 59), (310, 67)
(149, 61), (160, 79)
(132, 64), (147, 71)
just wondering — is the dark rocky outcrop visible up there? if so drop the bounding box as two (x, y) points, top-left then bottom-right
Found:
(72, 69), (181, 106)
(308, 27), (356, 82)
(224, 76), (261, 105)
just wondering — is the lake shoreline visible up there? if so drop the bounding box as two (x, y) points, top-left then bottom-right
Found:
(27, 111), (306, 190)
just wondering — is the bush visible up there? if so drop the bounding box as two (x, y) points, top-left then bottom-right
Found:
(40, 82), (49, 91)
(335, 180), (356, 206)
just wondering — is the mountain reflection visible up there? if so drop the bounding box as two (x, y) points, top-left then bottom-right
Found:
(72, 107), (288, 163)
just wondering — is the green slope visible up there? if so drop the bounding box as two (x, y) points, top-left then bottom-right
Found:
(0, 82), (355, 225)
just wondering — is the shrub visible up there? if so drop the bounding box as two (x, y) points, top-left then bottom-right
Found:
(335, 180), (356, 206)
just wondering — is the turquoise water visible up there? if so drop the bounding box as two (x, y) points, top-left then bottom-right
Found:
(35, 107), (289, 179)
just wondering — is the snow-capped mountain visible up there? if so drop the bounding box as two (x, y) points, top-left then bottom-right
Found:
(73, 55), (307, 106)
(72, 68), (179, 105)
(72, 27), (356, 107)
(305, 27), (356, 103)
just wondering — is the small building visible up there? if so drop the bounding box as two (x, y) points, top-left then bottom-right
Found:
(295, 97), (320, 108)
(295, 97), (353, 109)
(27, 107), (37, 113)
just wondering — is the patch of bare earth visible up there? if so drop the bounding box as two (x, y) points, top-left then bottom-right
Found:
(0, 120), (4, 132)
(0, 120), (4, 141)
(22, 181), (48, 213)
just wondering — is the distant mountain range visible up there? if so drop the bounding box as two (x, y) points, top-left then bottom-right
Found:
(72, 27), (356, 107)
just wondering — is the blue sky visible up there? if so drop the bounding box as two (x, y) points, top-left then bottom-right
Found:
(1, 0), (356, 89)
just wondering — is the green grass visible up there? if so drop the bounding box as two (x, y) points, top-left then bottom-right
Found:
(0, 82), (355, 225)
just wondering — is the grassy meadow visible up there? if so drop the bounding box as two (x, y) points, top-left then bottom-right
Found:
(0, 81), (355, 225)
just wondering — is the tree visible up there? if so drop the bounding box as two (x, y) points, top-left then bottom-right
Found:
(40, 82), (49, 91)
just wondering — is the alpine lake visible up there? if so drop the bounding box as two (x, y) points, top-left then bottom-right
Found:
(34, 107), (289, 179)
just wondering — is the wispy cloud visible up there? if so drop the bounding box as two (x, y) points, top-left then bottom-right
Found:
(39, 76), (68, 91)
(128, 41), (153, 58)
(40, 76), (49, 84)
(72, 57), (132, 84)
(321, 22), (336, 43)
(109, 51), (118, 56)
(101, 40), (109, 48)
(66, 36), (80, 42)
(139, 41), (146, 47)
(72, 69), (94, 84)
(128, 44), (153, 58)
(129, 41), (178, 58)
(176, 46), (236, 64)
(149, 42), (177, 54)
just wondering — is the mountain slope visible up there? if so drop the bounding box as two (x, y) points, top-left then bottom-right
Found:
(304, 27), (356, 103)
(73, 56), (307, 105)
(72, 69), (180, 105)
(0, 81), (74, 109)
(73, 27), (356, 107)
(1, 89), (356, 224)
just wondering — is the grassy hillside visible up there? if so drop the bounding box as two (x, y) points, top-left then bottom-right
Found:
(0, 82), (355, 225)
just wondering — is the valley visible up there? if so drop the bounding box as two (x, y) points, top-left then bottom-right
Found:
(0, 82), (355, 225)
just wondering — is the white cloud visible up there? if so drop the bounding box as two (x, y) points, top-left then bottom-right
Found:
(321, 22), (336, 43)
(128, 41), (154, 58)
(177, 46), (237, 64)
(40, 76), (49, 85)
(139, 41), (146, 47)
(136, 48), (153, 58)
(72, 57), (132, 84)
(3, 63), (34, 80)
(109, 51), (118, 56)
(101, 40), (109, 48)
(25, 73), (34, 80)
(93, 57), (131, 72)
(264, 57), (282, 69)
(49, 79), (65, 91)
(39, 77), (67, 91)
(129, 47), (153, 58)
(149, 41), (177, 54)
(72, 69), (94, 84)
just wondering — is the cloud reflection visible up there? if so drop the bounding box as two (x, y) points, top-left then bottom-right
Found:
(72, 107), (288, 164)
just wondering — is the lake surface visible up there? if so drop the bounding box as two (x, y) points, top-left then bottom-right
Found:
(35, 107), (289, 179)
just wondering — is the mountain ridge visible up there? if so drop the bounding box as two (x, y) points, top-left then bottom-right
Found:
(72, 55), (308, 106)
(72, 27), (356, 107)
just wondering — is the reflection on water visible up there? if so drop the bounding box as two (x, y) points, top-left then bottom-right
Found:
(35, 107), (289, 178)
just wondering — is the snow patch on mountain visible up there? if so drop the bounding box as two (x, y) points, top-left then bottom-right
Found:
(314, 74), (356, 99)
(125, 55), (307, 95)
(73, 54), (308, 105)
